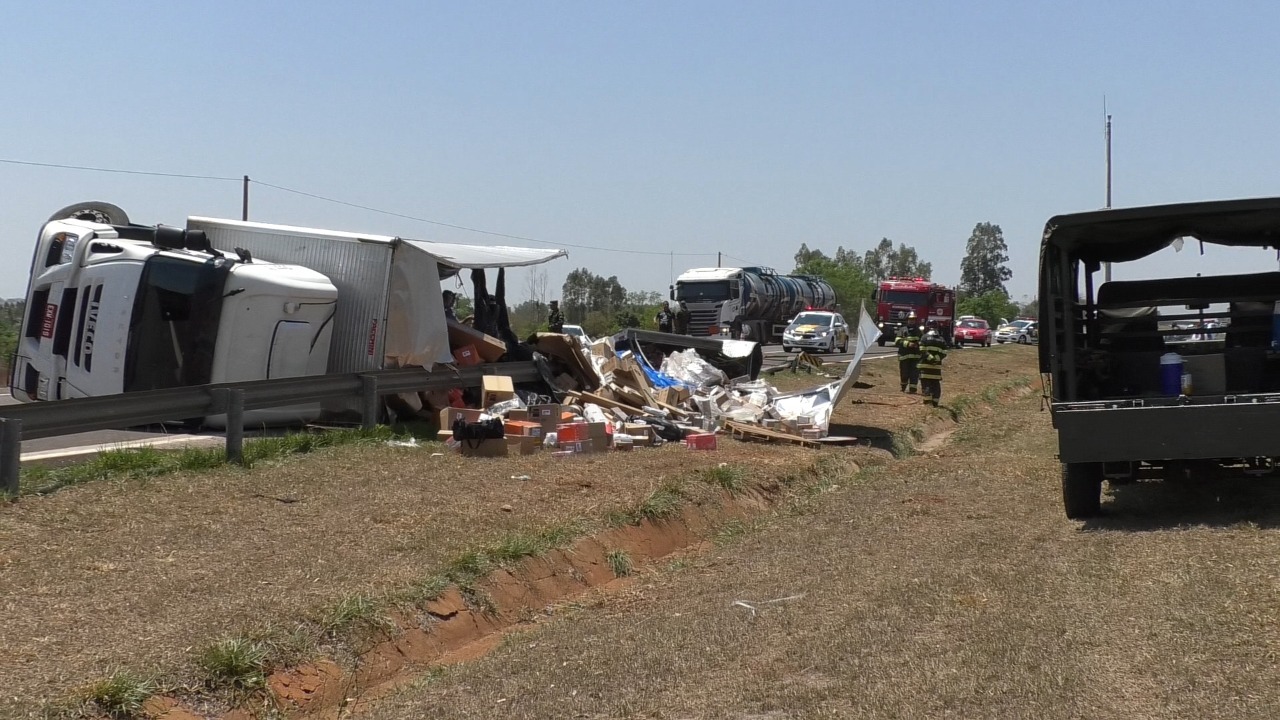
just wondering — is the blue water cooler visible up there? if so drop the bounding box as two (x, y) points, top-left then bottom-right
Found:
(1160, 352), (1183, 396)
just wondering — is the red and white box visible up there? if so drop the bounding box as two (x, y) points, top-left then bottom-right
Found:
(684, 433), (717, 450)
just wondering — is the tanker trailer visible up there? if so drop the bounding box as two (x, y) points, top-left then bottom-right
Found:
(672, 266), (836, 343)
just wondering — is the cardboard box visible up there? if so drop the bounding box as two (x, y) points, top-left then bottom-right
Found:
(507, 408), (529, 422)
(459, 437), (508, 458)
(440, 407), (487, 431)
(586, 421), (609, 443)
(659, 386), (690, 406)
(533, 334), (600, 391)
(481, 375), (516, 408)
(684, 433), (717, 450)
(528, 403), (563, 433)
(557, 422), (589, 443)
(613, 435), (634, 452)
(447, 320), (507, 362)
(504, 420), (543, 438)
(558, 439), (594, 454)
(452, 345), (482, 367)
(507, 435), (541, 455)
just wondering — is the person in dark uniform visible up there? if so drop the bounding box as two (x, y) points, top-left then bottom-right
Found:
(895, 324), (922, 393)
(674, 300), (691, 335)
(918, 329), (948, 406)
(547, 300), (565, 333)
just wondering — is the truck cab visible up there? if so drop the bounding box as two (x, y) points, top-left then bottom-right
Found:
(873, 278), (955, 346)
(673, 267), (741, 337)
(1041, 198), (1280, 518)
(11, 215), (337, 416)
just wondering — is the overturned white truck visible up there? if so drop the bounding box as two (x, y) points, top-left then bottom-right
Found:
(1041, 197), (1280, 518)
(11, 202), (565, 422)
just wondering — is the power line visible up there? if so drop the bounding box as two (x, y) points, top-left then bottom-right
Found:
(0, 157), (240, 182)
(0, 155), (714, 258)
(251, 178), (712, 257)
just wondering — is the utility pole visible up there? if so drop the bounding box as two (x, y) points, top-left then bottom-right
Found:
(242, 175), (250, 221)
(717, 251), (721, 268)
(1104, 108), (1113, 282)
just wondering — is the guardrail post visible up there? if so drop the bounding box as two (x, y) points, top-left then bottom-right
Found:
(0, 417), (20, 499)
(222, 389), (245, 465)
(361, 375), (379, 430)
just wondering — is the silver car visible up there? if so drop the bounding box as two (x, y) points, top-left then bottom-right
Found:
(994, 319), (1037, 344)
(781, 311), (850, 353)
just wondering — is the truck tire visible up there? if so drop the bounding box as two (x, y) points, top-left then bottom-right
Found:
(877, 337), (886, 347)
(47, 201), (130, 226)
(1062, 462), (1103, 519)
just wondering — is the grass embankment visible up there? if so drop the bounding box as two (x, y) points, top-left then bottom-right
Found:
(367, 384), (1280, 720)
(0, 345), (1039, 718)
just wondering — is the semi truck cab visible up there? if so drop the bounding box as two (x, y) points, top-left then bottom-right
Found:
(11, 217), (337, 406)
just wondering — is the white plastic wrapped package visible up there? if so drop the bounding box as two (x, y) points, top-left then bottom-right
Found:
(659, 349), (729, 390)
(771, 384), (837, 431)
(487, 396), (527, 415)
(582, 403), (614, 430)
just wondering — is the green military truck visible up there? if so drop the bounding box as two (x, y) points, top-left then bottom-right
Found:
(1040, 198), (1280, 518)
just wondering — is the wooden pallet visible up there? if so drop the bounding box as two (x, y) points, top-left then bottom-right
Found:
(724, 420), (823, 448)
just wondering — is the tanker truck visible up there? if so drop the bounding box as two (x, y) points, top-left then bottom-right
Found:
(671, 266), (836, 344)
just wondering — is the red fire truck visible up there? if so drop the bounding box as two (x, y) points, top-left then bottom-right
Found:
(872, 277), (957, 346)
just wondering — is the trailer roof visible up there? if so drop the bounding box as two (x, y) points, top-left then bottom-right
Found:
(188, 217), (567, 269)
(402, 239), (566, 269)
(1041, 196), (1280, 264)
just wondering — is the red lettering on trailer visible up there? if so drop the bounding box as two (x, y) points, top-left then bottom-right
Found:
(41, 303), (58, 339)
(367, 318), (378, 357)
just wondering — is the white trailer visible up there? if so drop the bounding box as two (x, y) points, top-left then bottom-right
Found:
(11, 203), (566, 424)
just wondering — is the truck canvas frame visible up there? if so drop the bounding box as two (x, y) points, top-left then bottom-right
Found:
(1040, 197), (1280, 518)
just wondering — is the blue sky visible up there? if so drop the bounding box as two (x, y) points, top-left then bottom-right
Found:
(5, 1), (1280, 303)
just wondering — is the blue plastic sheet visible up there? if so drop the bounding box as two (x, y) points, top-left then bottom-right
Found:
(629, 350), (688, 389)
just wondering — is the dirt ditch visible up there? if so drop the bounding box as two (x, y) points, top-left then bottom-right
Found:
(145, 380), (1038, 720)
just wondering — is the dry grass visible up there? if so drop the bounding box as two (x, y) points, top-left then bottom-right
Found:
(363, 382), (1280, 720)
(0, 345), (1039, 716)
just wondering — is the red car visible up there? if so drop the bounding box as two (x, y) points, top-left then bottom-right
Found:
(954, 318), (992, 347)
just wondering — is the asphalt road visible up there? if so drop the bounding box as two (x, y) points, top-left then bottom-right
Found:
(0, 392), (209, 459)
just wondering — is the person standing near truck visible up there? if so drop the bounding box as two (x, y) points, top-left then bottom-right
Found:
(674, 300), (691, 335)
(656, 301), (675, 333)
(918, 329), (947, 407)
(895, 324), (922, 393)
(547, 300), (565, 333)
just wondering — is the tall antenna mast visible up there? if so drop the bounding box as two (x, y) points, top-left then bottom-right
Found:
(1104, 98), (1113, 282)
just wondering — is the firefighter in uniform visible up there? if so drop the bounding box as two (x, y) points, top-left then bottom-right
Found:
(918, 329), (947, 407)
(895, 320), (922, 393)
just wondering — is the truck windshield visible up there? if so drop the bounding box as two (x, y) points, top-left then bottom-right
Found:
(676, 281), (731, 302)
(880, 290), (927, 304)
(124, 255), (228, 392)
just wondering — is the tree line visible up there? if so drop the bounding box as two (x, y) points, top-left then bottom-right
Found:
(791, 223), (1033, 328)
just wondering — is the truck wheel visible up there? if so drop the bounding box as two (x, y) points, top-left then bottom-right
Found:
(877, 338), (886, 347)
(47, 200), (130, 225)
(1062, 462), (1103, 519)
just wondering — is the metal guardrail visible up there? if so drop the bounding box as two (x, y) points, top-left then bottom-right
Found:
(0, 361), (540, 496)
